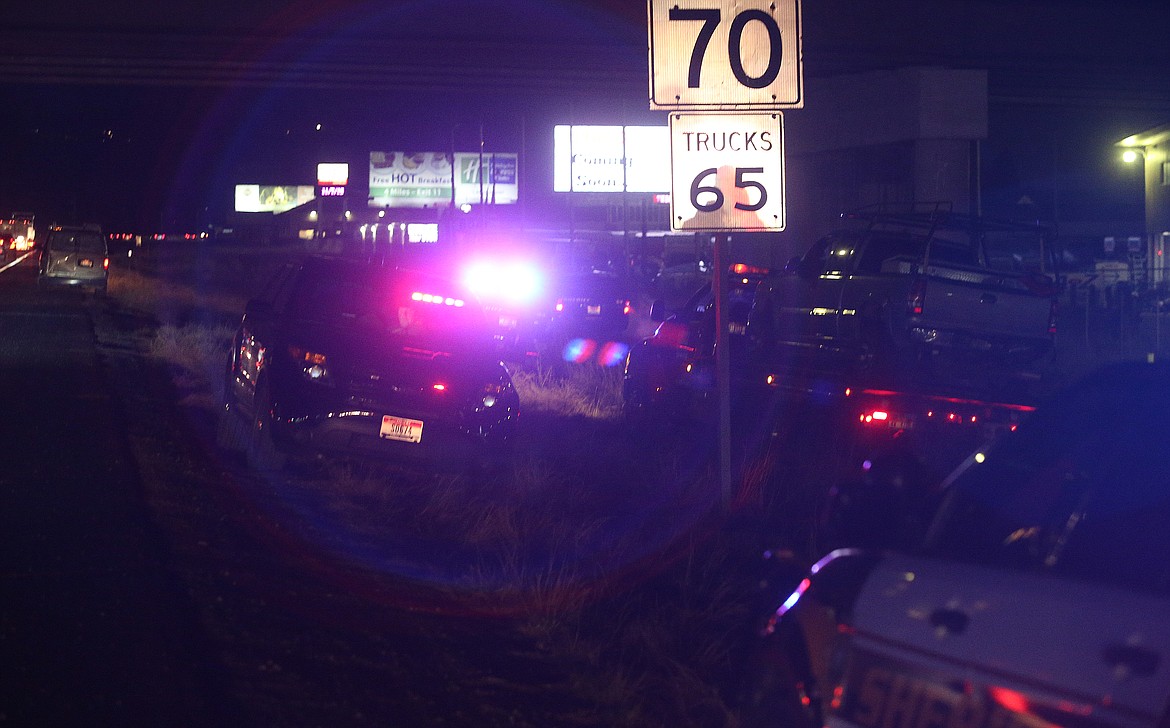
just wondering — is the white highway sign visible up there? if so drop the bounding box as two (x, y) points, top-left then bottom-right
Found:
(669, 112), (785, 231)
(648, 0), (803, 110)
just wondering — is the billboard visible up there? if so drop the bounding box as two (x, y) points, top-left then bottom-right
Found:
(368, 151), (518, 209)
(553, 125), (670, 193)
(234, 185), (317, 213)
(316, 162), (349, 186)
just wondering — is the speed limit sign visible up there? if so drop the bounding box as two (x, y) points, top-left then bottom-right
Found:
(648, 0), (803, 110)
(669, 112), (785, 231)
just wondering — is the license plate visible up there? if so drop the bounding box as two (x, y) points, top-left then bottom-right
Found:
(380, 415), (423, 443)
(587, 304), (601, 315)
(80, 258), (94, 268)
(837, 651), (1048, 728)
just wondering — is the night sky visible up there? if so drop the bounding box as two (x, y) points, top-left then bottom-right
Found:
(1, 0), (1167, 236)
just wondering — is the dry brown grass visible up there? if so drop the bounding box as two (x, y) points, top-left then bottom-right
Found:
(104, 244), (777, 726)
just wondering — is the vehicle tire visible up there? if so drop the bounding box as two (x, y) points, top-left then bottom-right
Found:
(246, 382), (287, 473)
(621, 384), (661, 428)
(736, 631), (821, 728)
(215, 404), (248, 455)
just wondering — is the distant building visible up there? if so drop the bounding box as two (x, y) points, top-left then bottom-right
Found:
(1116, 124), (1170, 288)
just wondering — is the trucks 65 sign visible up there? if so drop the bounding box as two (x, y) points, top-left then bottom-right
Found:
(648, 0), (803, 110)
(669, 112), (785, 231)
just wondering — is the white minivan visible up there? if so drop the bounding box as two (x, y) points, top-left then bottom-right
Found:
(38, 223), (109, 292)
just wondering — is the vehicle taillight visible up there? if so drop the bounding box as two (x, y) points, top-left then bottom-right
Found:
(907, 278), (926, 316)
(730, 263), (769, 276)
(103, 257), (110, 270)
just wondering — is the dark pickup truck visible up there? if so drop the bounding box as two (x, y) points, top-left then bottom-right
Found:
(747, 207), (1058, 386)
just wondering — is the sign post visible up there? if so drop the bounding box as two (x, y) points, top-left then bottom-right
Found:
(648, 0), (802, 508)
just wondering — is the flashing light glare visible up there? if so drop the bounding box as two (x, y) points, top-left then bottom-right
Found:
(844, 387), (852, 397)
(411, 291), (465, 307)
(463, 261), (541, 303)
(766, 374), (776, 385)
(685, 362), (694, 373)
(555, 300), (565, 312)
(947, 412), (958, 421)
(871, 410), (889, 421)
(974, 452), (986, 464)
(862, 459), (873, 471)
(1010, 424), (1018, 432)
(562, 338), (597, 364)
(776, 578), (811, 619)
(597, 341), (629, 368)
(432, 383), (446, 392)
(622, 300), (632, 316)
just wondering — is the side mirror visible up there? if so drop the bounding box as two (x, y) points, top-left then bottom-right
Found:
(649, 299), (667, 323)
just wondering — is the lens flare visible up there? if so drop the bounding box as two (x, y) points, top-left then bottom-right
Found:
(562, 338), (597, 363)
(597, 341), (630, 367)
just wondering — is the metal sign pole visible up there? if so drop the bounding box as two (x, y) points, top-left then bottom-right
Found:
(714, 233), (732, 508)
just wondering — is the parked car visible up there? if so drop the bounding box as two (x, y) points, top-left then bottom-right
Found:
(545, 269), (632, 342)
(217, 256), (520, 470)
(37, 223), (109, 291)
(739, 359), (1170, 728)
(622, 263), (768, 419)
(747, 205), (1059, 386)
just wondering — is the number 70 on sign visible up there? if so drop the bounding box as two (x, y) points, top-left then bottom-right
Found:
(648, 0), (803, 110)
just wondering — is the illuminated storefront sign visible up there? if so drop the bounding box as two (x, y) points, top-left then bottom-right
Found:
(317, 162), (349, 187)
(553, 125), (670, 193)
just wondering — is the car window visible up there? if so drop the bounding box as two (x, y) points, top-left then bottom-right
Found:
(924, 231), (979, 267)
(803, 233), (857, 275)
(257, 263), (299, 312)
(925, 376), (1170, 595)
(982, 229), (1049, 274)
(291, 266), (489, 346)
(50, 231), (105, 254)
(853, 233), (924, 274)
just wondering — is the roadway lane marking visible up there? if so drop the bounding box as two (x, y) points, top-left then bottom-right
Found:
(0, 251), (34, 272)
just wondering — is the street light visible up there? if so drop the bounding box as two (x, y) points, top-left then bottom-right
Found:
(1122, 148), (1144, 164)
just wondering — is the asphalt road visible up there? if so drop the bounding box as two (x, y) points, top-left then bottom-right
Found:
(0, 255), (237, 725)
